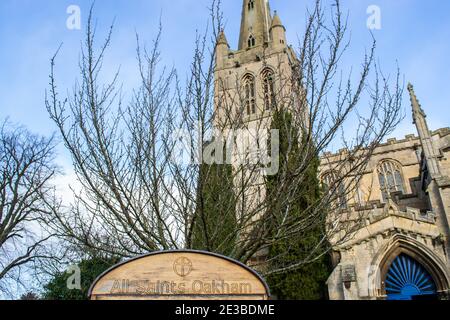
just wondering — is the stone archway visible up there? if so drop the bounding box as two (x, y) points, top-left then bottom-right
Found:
(369, 235), (450, 299)
(384, 254), (437, 300)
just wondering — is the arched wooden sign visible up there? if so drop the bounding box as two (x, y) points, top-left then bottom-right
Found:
(89, 250), (270, 300)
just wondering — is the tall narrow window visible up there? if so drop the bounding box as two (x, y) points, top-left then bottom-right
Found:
(248, 0), (255, 10)
(322, 171), (347, 209)
(378, 160), (405, 202)
(262, 69), (276, 110)
(248, 35), (256, 48)
(243, 74), (256, 115)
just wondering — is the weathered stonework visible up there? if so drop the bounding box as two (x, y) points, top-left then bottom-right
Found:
(322, 85), (450, 300)
(214, 0), (300, 241)
(217, 1), (450, 300)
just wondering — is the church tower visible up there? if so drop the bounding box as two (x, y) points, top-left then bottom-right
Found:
(214, 0), (298, 130)
(213, 1), (301, 261)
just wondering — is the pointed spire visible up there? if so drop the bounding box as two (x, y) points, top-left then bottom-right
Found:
(216, 30), (229, 68)
(408, 83), (441, 177)
(271, 10), (285, 30)
(217, 30), (229, 47)
(238, 0), (272, 50)
(408, 83), (426, 124)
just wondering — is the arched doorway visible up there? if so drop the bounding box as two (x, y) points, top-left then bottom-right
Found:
(385, 254), (437, 300)
(374, 236), (450, 300)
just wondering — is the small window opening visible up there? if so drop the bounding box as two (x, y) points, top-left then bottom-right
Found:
(248, 35), (256, 48)
(248, 0), (255, 10)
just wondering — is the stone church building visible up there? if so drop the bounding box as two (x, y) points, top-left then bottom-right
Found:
(322, 85), (450, 300)
(215, 0), (450, 300)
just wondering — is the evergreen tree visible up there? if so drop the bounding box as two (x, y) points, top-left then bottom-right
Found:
(43, 256), (120, 300)
(191, 141), (237, 256)
(266, 108), (331, 300)
(20, 292), (39, 300)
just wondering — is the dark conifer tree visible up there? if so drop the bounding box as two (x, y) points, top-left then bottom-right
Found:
(266, 109), (331, 300)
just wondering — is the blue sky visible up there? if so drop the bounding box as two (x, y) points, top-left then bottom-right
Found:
(0, 0), (449, 153)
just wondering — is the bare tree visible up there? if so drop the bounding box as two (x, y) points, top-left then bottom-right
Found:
(0, 121), (59, 296)
(45, 0), (403, 277)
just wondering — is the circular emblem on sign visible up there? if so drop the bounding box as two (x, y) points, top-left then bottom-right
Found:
(173, 257), (193, 277)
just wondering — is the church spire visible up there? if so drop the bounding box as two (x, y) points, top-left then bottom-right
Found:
(408, 83), (441, 177)
(238, 0), (272, 50)
(270, 10), (286, 50)
(217, 30), (229, 47)
(271, 10), (284, 29)
(409, 83), (427, 126)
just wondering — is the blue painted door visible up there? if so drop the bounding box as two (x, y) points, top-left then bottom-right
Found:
(385, 254), (437, 300)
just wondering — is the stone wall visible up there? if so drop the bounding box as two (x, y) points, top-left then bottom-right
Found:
(323, 128), (450, 300)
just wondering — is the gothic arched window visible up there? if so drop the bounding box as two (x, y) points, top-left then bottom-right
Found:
(377, 160), (405, 202)
(243, 74), (256, 115)
(322, 171), (347, 209)
(261, 69), (276, 110)
(248, 35), (256, 48)
(248, 0), (255, 10)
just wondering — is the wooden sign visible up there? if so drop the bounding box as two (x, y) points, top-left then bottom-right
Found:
(89, 250), (270, 300)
